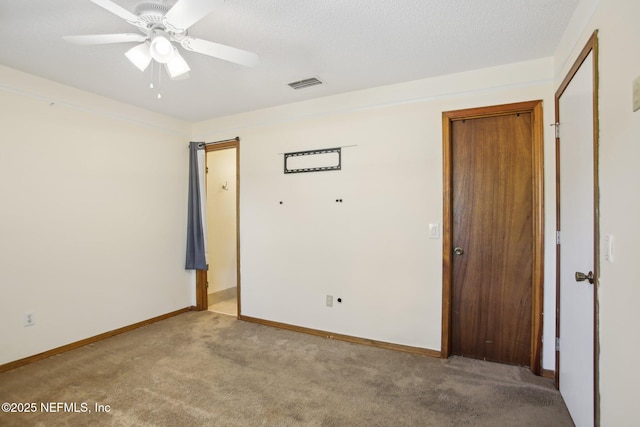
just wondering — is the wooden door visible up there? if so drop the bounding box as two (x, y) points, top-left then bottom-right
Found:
(442, 101), (544, 372)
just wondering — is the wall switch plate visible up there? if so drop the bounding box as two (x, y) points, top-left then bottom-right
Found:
(633, 75), (640, 112)
(24, 312), (35, 327)
(326, 295), (333, 307)
(428, 223), (440, 239)
(604, 233), (614, 262)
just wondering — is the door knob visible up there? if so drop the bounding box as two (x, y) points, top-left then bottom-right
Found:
(575, 271), (594, 284)
(453, 247), (464, 256)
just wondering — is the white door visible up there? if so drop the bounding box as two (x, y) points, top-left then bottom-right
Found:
(557, 51), (596, 427)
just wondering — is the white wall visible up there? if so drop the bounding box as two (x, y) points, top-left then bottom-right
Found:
(193, 58), (558, 366)
(206, 148), (238, 294)
(554, 0), (640, 424)
(0, 66), (193, 365)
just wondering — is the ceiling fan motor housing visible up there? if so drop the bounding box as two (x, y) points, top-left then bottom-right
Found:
(134, 2), (171, 28)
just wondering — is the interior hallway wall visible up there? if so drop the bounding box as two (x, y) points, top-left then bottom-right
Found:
(0, 66), (193, 365)
(193, 58), (558, 368)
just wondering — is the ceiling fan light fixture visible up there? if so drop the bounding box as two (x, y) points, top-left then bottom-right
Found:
(150, 34), (174, 63)
(165, 48), (191, 79)
(125, 42), (152, 71)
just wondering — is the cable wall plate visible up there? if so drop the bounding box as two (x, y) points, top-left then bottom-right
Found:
(284, 147), (341, 174)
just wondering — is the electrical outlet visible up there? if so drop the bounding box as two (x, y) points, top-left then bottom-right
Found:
(326, 295), (333, 307)
(24, 312), (35, 327)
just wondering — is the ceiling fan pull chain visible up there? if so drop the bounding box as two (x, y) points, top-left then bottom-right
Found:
(157, 63), (162, 99)
(149, 60), (154, 89)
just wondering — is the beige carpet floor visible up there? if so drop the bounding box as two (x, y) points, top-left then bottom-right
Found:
(0, 311), (573, 426)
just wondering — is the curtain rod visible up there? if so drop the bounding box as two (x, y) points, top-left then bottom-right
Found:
(191, 137), (239, 148)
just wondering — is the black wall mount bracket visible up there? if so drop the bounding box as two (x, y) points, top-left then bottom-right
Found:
(284, 147), (341, 174)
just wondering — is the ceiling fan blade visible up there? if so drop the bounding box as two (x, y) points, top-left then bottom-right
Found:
(178, 36), (259, 67)
(89, 0), (147, 29)
(63, 33), (147, 45)
(165, 49), (191, 79)
(163, 0), (223, 32)
(125, 43), (152, 71)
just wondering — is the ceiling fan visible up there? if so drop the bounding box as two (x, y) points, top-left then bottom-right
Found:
(64, 0), (259, 80)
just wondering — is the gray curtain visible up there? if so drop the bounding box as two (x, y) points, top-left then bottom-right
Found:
(185, 142), (207, 270)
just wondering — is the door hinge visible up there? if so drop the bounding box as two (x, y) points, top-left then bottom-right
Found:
(551, 122), (560, 138)
(556, 230), (561, 245)
(556, 337), (560, 351)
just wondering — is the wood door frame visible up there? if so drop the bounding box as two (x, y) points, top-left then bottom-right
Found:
(441, 100), (545, 375)
(195, 139), (241, 317)
(554, 30), (599, 423)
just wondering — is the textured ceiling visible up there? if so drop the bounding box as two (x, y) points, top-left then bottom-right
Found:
(0, 0), (579, 122)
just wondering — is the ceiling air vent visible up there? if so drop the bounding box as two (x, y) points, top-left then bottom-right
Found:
(288, 77), (324, 90)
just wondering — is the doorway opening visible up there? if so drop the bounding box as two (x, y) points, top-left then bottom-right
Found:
(200, 140), (240, 317)
(441, 101), (544, 374)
